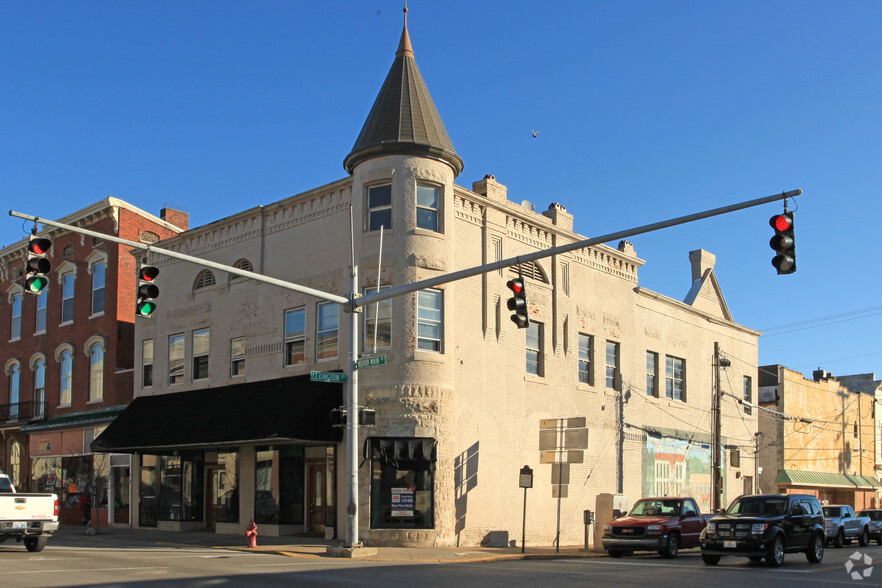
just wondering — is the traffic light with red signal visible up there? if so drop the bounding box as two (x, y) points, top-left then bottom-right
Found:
(25, 235), (52, 294)
(506, 277), (529, 328)
(769, 212), (796, 274)
(136, 265), (160, 317)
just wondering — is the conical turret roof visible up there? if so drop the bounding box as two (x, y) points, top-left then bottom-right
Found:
(344, 11), (463, 177)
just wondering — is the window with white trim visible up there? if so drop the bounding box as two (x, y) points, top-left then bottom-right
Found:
(59, 349), (73, 405)
(35, 289), (47, 334)
(8, 362), (20, 419)
(284, 308), (306, 366)
(416, 289), (442, 352)
(192, 329), (209, 381)
(10, 293), (21, 340)
(88, 342), (104, 402)
(316, 303), (339, 361)
(578, 333), (593, 385)
(364, 286), (391, 349)
(416, 184), (440, 232)
(646, 351), (659, 397)
(231, 337), (245, 377)
(606, 341), (619, 390)
(33, 358), (46, 418)
(526, 322), (543, 376)
(91, 262), (105, 315)
(61, 272), (75, 323)
(743, 375), (752, 414)
(665, 355), (686, 401)
(142, 339), (154, 388)
(367, 184), (392, 231)
(169, 334), (184, 384)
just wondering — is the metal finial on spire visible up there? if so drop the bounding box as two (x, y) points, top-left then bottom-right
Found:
(397, 2), (413, 57)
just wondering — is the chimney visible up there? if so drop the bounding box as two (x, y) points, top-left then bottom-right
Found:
(542, 203), (573, 231)
(160, 208), (189, 231)
(472, 174), (508, 202)
(689, 249), (716, 281)
(813, 368), (830, 382)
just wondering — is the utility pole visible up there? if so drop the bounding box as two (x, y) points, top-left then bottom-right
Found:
(712, 343), (730, 512)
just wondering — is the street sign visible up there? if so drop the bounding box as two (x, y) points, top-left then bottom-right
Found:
(519, 465), (533, 489)
(310, 371), (347, 383)
(356, 355), (386, 369)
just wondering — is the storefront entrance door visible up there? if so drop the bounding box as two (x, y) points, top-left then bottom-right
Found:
(306, 461), (325, 534)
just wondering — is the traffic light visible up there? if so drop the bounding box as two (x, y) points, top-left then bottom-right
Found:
(136, 265), (160, 317)
(506, 277), (529, 328)
(25, 235), (52, 294)
(769, 212), (796, 274)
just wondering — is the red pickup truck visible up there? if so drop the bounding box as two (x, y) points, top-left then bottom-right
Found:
(602, 496), (713, 558)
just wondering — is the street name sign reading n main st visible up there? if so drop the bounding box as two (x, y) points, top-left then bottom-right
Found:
(356, 355), (386, 369)
(310, 371), (347, 383)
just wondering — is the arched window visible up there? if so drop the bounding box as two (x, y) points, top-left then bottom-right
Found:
(194, 269), (216, 291)
(229, 259), (254, 284)
(32, 356), (46, 419)
(508, 261), (549, 284)
(6, 361), (20, 420)
(87, 342), (104, 402)
(58, 347), (73, 406)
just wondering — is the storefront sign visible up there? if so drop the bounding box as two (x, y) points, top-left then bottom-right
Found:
(391, 487), (414, 517)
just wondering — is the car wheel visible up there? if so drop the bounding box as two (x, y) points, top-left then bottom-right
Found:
(806, 532), (824, 564)
(24, 536), (47, 553)
(766, 535), (785, 567)
(748, 555), (764, 562)
(608, 550), (623, 558)
(659, 534), (679, 559)
(701, 553), (721, 566)
(834, 529), (845, 548)
(859, 528), (870, 547)
(877, 534), (882, 546)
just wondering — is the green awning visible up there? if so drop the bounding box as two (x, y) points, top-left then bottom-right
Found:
(775, 469), (882, 489)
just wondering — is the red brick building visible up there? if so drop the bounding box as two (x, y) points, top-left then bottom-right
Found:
(0, 198), (186, 525)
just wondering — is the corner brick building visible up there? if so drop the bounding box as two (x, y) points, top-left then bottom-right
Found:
(0, 199), (185, 525)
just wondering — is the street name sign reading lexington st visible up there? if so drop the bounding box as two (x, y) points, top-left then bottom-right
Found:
(310, 371), (347, 383)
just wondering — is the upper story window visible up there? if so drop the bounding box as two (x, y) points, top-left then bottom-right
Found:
(63, 244), (75, 258)
(526, 322), (543, 376)
(33, 357), (46, 418)
(646, 351), (659, 397)
(90, 262), (106, 315)
(416, 289), (442, 352)
(367, 184), (392, 232)
(142, 339), (154, 388)
(364, 286), (391, 350)
(230, 259), (254, 284)
(35, 289), (47, 334)
(192, 329), (210, 381)
(7, 361), (20, 419)
(578, 334), (593, 385)
(284, 308), (306, 366)
(194, 269), (216, 291)
(169, 334), (184, 384)
(743, 375), (752, 414)
(316, 302), (339, 361)
(666, 355), (686, 401)
(606, 341), (620, 390)
(10, 293), (22, 340)
(231, 337), (245, 377)
(59, 348), (73, 406)
(416, 184), (440, 232)
(61, 272), (75, 324)
(87, 341), (104, 402)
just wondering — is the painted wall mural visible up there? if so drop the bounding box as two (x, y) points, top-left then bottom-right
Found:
(643, 434), (716, 513)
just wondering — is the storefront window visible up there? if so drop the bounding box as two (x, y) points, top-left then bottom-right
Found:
(140, 455), (158, 527)
(368, 438), (435, 529)
(216, 451), (239, 523)
(155, 453), (204, 522)
(254, 445), (305, 525)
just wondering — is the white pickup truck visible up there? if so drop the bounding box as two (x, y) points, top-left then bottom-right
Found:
(0, 473), (59, 552)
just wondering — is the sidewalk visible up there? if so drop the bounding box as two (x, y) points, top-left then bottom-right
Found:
(51, 524), (606, 563)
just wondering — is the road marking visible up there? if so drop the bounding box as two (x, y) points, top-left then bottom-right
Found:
(4, 567), (171, 575)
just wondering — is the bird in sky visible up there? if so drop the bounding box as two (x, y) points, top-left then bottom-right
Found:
(532, 129), (539, 137)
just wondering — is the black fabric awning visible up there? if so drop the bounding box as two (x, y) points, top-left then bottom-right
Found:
(91, 374), (343, 453)
(365, 437), (437, 471)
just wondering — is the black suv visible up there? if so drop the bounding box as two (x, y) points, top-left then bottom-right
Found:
(700, 494), (825, 567)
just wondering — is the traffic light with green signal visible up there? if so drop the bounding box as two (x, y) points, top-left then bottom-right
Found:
(136, 265), (160, 317)
(25, 235), (52, 294)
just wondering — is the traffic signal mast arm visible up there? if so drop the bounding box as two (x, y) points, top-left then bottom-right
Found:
(8, 210), (349, 305)
(354, 188), (802, 310)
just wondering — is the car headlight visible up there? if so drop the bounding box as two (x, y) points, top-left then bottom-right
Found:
(707, 522), (716, 533)
(646, 525), (661, 535)
(751, 523), (768, 534)
(604, 525), (612, 535)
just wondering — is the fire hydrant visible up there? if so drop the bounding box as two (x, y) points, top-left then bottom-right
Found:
(245, 518), (258, 548)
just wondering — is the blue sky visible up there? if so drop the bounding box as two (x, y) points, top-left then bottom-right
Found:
(3, 1), (880, 381)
